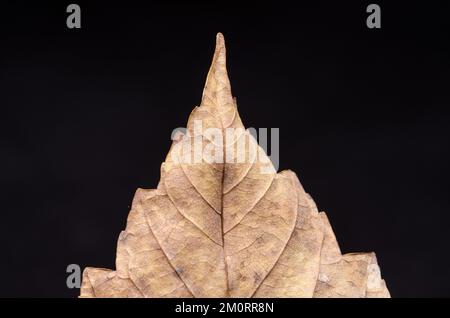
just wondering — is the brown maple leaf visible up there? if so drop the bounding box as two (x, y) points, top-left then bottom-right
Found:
(80, 33), (390, 298)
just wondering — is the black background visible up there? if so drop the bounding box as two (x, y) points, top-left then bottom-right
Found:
(1, 1), (449, 297)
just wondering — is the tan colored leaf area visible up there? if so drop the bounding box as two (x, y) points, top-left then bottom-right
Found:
(80, 33), (390, 298)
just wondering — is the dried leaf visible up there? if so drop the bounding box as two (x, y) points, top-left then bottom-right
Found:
(80, 33), (390, 298)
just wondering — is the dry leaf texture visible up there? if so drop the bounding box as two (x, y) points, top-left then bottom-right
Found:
(80, 33), (390, 298)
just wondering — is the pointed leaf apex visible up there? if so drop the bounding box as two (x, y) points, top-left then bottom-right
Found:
(201, 33), (233, 118)
(215, 32), (225, 52)
(210, 32), (226, 73)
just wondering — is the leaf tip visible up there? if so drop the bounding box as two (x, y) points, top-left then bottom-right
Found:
(216, 32), (225, 49)
(201, 32), (233, 111)
(213, 32), (226, 64)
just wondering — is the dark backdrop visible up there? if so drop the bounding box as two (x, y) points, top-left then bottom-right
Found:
(1, 1), (449, 297)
